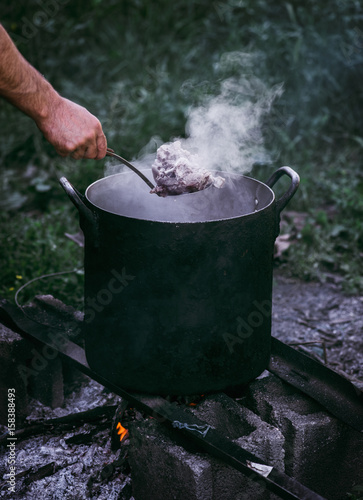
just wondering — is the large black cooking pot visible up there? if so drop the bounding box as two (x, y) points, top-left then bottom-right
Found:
(60, 166), (299, 395)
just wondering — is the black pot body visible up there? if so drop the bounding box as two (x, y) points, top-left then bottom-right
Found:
(61, 167), (299, 395)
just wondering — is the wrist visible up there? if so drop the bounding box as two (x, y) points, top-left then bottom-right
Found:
(25, 76), (62, 124)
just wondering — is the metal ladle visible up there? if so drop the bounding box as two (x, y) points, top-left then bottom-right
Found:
(106, 147), (157, 193)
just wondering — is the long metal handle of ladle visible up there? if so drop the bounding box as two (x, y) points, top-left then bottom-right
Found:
(106, 147), (156, 192)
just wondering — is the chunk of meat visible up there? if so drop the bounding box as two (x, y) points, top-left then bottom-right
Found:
(151, 141), (224, 196)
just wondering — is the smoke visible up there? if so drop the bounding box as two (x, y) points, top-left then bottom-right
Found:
(98, 54), (283, 221)
(105, 51), (283, 178)
(181, 53), (284, 173)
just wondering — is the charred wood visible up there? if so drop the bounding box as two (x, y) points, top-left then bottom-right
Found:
(0, 405), (117, 446)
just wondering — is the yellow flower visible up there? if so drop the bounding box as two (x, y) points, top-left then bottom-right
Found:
(16, 275), (23, 280)
(9, 287), (14, 291)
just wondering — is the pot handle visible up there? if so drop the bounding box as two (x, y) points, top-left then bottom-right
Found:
(265, 166), (300, 215)
(59, 177), (99, 246)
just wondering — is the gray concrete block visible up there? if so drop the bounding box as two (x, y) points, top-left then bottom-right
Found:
(128, 418), (213, 500)
(0, 324), (30, 426)
(192, 393), (285, 471)
(11, 293), (85, 410)
(192, 393), (284, 500)
(28, 355), (64, 409)
(0, 295), (75, 418)
(128, 393), (285, 500)
(244, 374), (363, 500)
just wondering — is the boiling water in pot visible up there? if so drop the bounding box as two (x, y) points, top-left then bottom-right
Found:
(86, 170), (274, 223)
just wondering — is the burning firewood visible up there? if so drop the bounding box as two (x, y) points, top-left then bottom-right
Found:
(0, 405), (117, 446)
(111, 400), (131, 450)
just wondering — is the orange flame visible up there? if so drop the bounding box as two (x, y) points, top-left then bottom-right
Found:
(188, 394), (205, 406)
(116, 422), (129, 442)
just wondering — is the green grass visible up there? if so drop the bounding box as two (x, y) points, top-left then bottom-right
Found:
(1, 0), (363, 305)
(0, 206), (84, 308)
(271, 147), (363, 294)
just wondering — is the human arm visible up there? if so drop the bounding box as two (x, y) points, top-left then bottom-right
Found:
(0, 24), (107, 159)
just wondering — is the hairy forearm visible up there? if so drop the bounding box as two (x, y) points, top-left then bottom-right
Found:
(0, 23), (107, 159)
(0, 24), (60, 121)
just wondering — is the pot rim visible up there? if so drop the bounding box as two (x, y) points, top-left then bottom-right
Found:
(85, 170), (276, 224)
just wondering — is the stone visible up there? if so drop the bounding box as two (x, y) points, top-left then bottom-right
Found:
(191, 393), (284, 500)
(0, 324), (30, 426)
(128, 393), (285, 500)
(0, 294), (85, 421)
(128, 418), (213, 500)
(244, 374), (363, 500)
(27, 356), (64, 409)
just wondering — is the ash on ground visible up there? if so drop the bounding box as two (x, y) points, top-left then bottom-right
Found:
(272, 268), (363, 389)
(0, 379), (134, 500)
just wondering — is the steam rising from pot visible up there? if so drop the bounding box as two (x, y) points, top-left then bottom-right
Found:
(104, 51), (283, 206)
(183, 73), (283, 174)
(85, 61), (296, 219)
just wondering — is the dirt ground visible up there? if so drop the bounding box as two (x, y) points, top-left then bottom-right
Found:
(271, 268), (363, 390)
